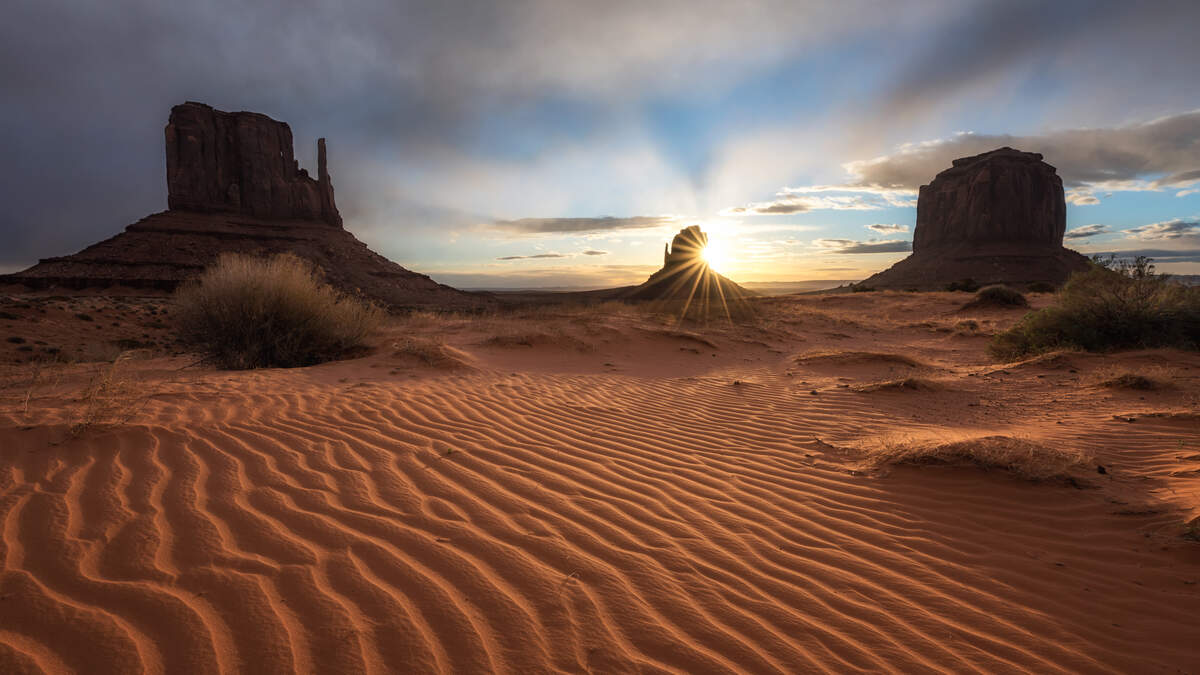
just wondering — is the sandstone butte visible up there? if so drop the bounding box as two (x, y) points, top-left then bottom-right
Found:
(622, 225), (753, 309)
(860, 147), (1091, 290)
(1, 102), (488, 311)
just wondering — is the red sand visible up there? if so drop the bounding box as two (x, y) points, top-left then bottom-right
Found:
(1, 291), (1197, 673)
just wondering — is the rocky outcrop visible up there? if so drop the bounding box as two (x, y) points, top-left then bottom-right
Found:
(913, 147), (1065, 251)
(165, 102), (342, 227)
(860, 147), (1089, 290)
(2, 102), (489, 310)
(663, 225), (708, 267)
(625, 226), (752, 311)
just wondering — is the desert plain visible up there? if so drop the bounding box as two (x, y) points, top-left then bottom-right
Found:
(0, 289), (1197, 673)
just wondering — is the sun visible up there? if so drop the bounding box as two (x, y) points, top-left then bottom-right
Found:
(701, 238), (732, 273)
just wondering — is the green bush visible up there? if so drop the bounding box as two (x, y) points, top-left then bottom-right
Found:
(174, 253), (383, 369)
(968, 285), (1028, 307)
(990, 261), (1200, 360)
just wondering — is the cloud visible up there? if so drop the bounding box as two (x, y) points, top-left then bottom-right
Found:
(813, 239), (912, 254)
(1063, 223), (1111, 240)
(1066, 190), (1101, 205)
(581, 249), (609, 256)
(866, 223), (908, 234)
(1086, 248), (1200, 264)
(1125, 219), (1200, 240)
(488, 216), (678, 234)
(830, 111), (1200, 200)
(496, 253), (568, 260)
(722, 188), (913, 216)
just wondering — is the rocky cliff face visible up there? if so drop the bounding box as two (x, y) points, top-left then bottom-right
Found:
(165, 102), (342, 227)
(913, 147), (1065, 252)
(860, 147), (1088, 290)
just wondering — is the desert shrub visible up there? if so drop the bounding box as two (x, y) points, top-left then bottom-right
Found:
(1026, 281), (1056, 293)
(851, 285), (875, 293)
(1098, 373), (1158, 390)
(965, 285), (1028, 308)
(945, 278), (980, 292)
(989, 260), (1200, 359)
(174, 253), (383, 369)
(861, 435), (1090, 481)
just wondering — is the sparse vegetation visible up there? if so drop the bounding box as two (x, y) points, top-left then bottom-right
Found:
(795, 351), (925, 368)
(174, 253), (384, 369)
(1091, 365), (1171, 391)
(1027, 281), (1056, 293)
(945, 278), (981, 292)
(990, 257), (1200, 359)
(69, 353), (148, 436)
(964, 285), (1028, 308)
(851, 377), (941, 392)
(1098, 373), (1158, 390)
(861, 435), (1091, 481)
(391, 337), (475, 370)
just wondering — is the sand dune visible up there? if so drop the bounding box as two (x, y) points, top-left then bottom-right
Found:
(1, 292), (1198, 673)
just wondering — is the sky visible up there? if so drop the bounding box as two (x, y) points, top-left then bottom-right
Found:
(2, 0), (1200, 289)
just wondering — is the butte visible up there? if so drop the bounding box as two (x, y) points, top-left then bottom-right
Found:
(859, 147), (1091, 290)
(2, 102), (486, 310)
(622, 225), (753, 314)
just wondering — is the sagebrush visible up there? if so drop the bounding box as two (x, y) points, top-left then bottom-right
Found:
(174, 253), (383, 368)
(990, 258), (1199, 359)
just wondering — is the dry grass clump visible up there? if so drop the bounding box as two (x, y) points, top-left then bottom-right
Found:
(391, 337), (475, 370)
(481, 332), (594, 352)
(174, 253), (383, 369)
(961, 285), (1028, 310)
(851, 377), (942, 393)
(69, 353), (148, 436)
(796, 351), (925, 368)
(1091, 366), (1170, 391)
(861, 435), (1091, 481)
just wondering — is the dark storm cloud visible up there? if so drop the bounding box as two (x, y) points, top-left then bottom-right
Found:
(814, 239), (912, 254)
(489, 216), (678, 234)
(1064, 224), (1112, 240)
(877, 0), (1200, 126)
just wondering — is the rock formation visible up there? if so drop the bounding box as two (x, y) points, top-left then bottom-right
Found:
(625, 226), (752, 312)
(2, 103), (487, 310)
(859, 147), (1090, 290)
(165, 102), (341, 227)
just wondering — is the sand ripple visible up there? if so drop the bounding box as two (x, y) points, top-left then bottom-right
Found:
(1, 368), (1198, 673)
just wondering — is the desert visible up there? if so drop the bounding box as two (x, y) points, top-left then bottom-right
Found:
(1, 287), (1198, 673)
(4, 2), (1200, 673)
